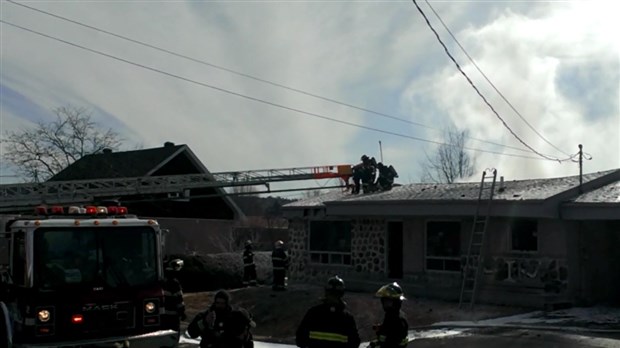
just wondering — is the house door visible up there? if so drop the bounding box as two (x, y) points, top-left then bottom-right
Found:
(388, 221), (403, 279)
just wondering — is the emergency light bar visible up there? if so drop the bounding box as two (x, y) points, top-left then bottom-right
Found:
(34, 205), (128, 216)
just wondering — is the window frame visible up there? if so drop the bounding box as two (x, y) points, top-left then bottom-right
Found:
(307, 220), (352, 266)
(509, 219), (538, 253)
(424, 220), (462, 273)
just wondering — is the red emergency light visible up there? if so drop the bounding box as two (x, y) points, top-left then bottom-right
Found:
(50, 206), (64, 214)
(71, 314), (84, 324)
(34, 205), (47, 215)
(85, 206), (98, 215)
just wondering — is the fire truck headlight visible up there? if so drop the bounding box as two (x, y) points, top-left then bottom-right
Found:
(38, 309), (51, 323)
(145, 302), (156, 314)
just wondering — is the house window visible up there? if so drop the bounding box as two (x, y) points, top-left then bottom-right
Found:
(309, 221), (351, 265)
(426, 221), (461, 271)
(511, 219), (537, 252)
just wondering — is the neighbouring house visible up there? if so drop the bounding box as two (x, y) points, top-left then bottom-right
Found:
(48, 142), (245, 255)
(282, 169), (620, 308)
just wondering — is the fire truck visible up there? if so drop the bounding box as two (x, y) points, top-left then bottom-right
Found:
(0, 205), (178, 348)
(0, 164), (355, 347)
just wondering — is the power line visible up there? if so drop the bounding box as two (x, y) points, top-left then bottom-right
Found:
(6, 0), (540, 156)
(1, 19), (552, 161)
(411, 0), (565, 162)
(423, 0), (570, 157)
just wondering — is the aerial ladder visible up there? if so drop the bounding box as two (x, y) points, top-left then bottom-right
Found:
(459, 168), (497, 309)
(0, 164), (354, 212)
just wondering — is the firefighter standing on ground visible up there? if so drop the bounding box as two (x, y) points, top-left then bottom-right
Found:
(242, 240), (257, 286)
(368, 282), (409, 348)
(271, 240), (289, 290)
(162, 258), (186, 342)
(188, 290), (234, 348)
(296, 275), (361, 348)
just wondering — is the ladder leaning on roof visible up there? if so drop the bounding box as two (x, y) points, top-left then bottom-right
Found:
(459, 168), (497, 309)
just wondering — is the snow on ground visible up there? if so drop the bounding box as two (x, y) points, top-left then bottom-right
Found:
(180, 307), (620, 346)
(180, 328), (467, 347)
(432, 306), (620, 331)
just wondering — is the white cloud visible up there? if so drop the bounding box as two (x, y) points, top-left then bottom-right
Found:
(1, 1), (618, 188)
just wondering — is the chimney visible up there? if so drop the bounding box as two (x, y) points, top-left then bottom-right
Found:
(497, 176), (505, 192)
(164, 141), (175, 147)
(102, 148), (112, 154)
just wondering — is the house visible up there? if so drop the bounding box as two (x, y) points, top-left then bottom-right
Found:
(282, 169), (620, 308)
(49, 142), (245, 254)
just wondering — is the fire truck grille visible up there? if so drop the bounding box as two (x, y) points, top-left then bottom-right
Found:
(81, 301), (135, 332)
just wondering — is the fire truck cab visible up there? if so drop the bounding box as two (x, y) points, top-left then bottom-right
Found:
(0, 205), (179, 348)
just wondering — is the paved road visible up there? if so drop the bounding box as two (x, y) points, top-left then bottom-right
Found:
(180, 327), (620, 347)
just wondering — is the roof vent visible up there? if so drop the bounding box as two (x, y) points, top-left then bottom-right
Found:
(164, 141), (175, 147)
(498, 176), (505, 192)
(102, 148), (112, 154)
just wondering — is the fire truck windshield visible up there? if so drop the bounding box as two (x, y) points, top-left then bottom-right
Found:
(33, 226), (158, 289)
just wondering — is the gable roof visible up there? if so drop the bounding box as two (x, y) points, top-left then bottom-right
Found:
(49, 144), (187, 181)
(47, 143), (244, 220)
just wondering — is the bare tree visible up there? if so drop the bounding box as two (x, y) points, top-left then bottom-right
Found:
(2, 105), (123, 182)
(420, 128), (475, 183)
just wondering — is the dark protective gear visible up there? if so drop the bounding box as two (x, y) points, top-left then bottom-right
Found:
(376, 163), (398, 190)
(370, 283), (409, 347)
(187, 290), (233, 348)
(352, 155), (377, 194)
(243, 244), (257, 286)
(375, 282), (406, 301)
(162, 262), (186, 343)
(272, 245), (289, 290)
(370, 310), (409, 348)
(296, 299), (360, 348)
(369, 282), (409, 347)
(325, 275), (345, 297)
(218, 308), (255, 348)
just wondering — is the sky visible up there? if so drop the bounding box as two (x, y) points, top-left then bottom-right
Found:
(1, 0), (619, 196)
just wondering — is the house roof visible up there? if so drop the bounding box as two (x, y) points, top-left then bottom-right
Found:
(49, 144), (187, 181)
(284, 169), (620, 209)
(46, 143), (245, 220)
(572, 180), (620, 203)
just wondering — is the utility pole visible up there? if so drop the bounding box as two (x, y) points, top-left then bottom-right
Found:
(578, 144), (583, 193)
(379, 141), (384, 163)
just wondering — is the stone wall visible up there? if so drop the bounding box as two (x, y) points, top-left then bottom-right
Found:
(288, 217), (387, 285)
(351, 218), (386, 274)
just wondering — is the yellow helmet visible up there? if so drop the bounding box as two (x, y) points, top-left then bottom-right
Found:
(375, 282), (405, 300)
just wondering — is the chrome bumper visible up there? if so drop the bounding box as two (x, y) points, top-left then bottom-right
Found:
(14, 329), (179, 348)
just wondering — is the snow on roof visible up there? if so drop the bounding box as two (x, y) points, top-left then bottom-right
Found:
(285, 170), (619, 209)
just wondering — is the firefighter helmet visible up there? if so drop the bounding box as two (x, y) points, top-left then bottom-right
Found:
(168, 259), (184, 272)
(375, 282), (405, 300)
(325, 275), (345, 297)
(245, 240), (252, 247)
(274, 240), (284, 248)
